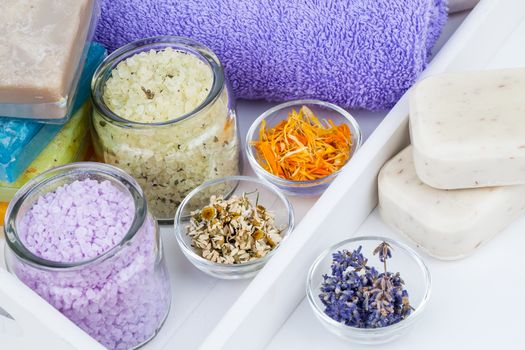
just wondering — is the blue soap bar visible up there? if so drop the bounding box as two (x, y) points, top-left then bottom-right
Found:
(0, 42), (107, 182)
(0, 121), (42, 164)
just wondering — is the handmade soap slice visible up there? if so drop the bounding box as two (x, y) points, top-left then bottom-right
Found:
(378, 146), (525, 260)
(409, 68), (525, 189)
(0, 42), (105, 182)
(0, 0), (97, 119)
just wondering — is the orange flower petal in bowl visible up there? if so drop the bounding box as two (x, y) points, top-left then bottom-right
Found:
(246, 100), (362, 196)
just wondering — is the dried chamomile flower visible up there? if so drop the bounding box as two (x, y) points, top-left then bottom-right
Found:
(201, 206), (216, 221)
(186, 192), (283, 264)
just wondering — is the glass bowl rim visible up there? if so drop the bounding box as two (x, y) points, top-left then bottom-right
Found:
(173, 175), (295, 269)
(306, 235), (432, 334)
(245, 99), (363, 186)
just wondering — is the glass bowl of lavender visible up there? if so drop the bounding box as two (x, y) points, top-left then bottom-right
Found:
(306, 236), (431, 344)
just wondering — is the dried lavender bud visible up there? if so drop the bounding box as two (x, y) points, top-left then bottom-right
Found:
(374, 241), (393, 273)
(373, 241), (393, 263)
(319, 244), (412, 329)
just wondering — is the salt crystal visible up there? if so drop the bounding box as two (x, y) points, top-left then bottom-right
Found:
(10, 178), (171, 349)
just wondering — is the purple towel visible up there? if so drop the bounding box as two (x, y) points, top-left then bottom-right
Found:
(95, 0), (447, 110)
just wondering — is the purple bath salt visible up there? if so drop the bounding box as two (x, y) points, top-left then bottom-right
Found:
(10, 178), (171, 350)
(19, 179), (134, 263)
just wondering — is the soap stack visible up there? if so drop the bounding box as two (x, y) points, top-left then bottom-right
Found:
(0, 0), (105, 227)
(379, 68), (525, 260)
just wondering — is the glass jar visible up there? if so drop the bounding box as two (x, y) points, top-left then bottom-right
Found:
(4, 163), (171, 350)
(91, 36), (240, 221)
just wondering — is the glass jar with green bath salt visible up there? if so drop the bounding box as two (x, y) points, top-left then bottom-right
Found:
(91, 36), (240, 221)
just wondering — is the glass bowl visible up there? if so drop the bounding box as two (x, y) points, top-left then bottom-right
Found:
(245, 99), (362, 196)
(306, 236), (431, 344)
(174, 176), (294, 279)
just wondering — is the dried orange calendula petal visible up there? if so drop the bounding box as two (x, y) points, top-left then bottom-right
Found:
(252, 106), (352, 181)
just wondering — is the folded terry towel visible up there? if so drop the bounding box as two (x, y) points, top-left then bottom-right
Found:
(95, 0), (447, 110)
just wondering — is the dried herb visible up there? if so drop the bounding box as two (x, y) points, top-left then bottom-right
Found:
(140, 86), (155, 99)
(319, 242), (412, 328)
(373, 241), (392, 273)
(252, 106), (352, 181)
(186, 192), (283, 264)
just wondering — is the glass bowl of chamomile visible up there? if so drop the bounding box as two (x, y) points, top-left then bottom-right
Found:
(174, 176), (294, 279)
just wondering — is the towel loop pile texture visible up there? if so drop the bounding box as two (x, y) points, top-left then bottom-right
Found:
(95, 0), (447, 110)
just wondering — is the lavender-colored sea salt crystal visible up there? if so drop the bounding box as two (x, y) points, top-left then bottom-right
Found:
(6, 177), (171, 350)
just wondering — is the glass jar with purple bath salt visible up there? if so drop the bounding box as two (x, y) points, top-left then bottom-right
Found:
(3, 162), (171, 350)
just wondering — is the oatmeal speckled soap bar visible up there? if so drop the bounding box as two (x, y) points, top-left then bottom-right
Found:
(409, 68), (525, 189)
(378, 146), (525, 260)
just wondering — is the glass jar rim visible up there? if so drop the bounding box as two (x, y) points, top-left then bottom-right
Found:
(91, 35), (226, 128)
(4, 162), (148, 270)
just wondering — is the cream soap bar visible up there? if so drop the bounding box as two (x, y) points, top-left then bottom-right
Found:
(0, 0), (94, 105)
(378, 146), (525, 260)
(409, 68), (525, 189)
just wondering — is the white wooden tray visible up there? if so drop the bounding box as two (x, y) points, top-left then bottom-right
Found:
(202, 1), (525, 349)
(1, 1), (521, 348)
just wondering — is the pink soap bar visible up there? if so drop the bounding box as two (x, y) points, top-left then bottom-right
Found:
(0, 0), (97, 118)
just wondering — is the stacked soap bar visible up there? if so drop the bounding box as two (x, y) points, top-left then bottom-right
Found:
(379, 68), (525, 259)
(0, 0), (99, 121)
(0, 42), (106, 183)
(379, 147), (525, 260)
(410, 69), (525, 189)
(0, 102), (92, 202)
